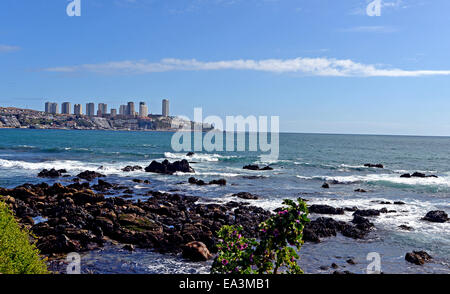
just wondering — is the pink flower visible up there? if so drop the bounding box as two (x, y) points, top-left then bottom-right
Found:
(222, 259), (229, 265)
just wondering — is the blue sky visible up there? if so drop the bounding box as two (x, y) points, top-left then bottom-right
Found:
(1, 0), (450, 135)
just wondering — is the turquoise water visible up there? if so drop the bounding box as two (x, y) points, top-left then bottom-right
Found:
(0, 129), (449, 273)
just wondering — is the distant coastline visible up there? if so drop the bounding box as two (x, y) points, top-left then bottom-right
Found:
(0, 107), (213, 132)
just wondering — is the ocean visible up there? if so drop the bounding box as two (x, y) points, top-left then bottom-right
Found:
(0, 129), (449, 274)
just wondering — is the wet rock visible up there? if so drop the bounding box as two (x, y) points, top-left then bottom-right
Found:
(394, 201), (406, 205)
(331, 263), (339, 269)
(243, 164), (260, 171)
(232, 192), (259, 200)
(346, 259), (356, 265)
(364, 163), (384, 168)
(145, 159), (194, 175)
(243, 165), (273, 171)
(400, 173), (411, 178)
(354, 189), (367, 193)
(344, 206), (358, 212)
(37, 234), (81, 254)
(71, 190), (105, 205)
(123, 244), (135, 251)
(309, 204), (344, 215)
(399, 225), (414, 231)
(186, 152), (195, 157)
(122, 166), (143, 172)
(208, 179), (227, 186)
(321, 183), (330, 189)
(353, 209), (381, 217)
(77, 170), (105, 181)
(182, 241), (213, 261)
(132, 179), (143, 183)
(188, 177), (206, 186)
(92, 179), (114, 191)
(422, 210), (449, 223)
(405, 251), (432, 265)
(411, 172), (426, 178)
(38, 168), (67, 178)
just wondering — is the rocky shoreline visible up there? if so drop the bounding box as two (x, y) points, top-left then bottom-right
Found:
(0, 159), (448, 273)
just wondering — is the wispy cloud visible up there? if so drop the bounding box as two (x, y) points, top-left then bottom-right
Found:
(0, 45), (21, 53)
(42, 57), (450, 77)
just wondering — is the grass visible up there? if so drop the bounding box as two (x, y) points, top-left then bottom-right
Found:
(0, 200), (49, 274)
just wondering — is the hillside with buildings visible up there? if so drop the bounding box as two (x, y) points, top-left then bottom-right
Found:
(0, 99), (212, 131)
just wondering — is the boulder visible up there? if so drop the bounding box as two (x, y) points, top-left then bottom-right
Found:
(208, 179), (226, 186)
(400, 173), (411, 178)
(186, 152), (195, 157)
(364, 163), (384, 168)
(77, 170), (105, 181)
(182, 241), (213, 261)
(309, 204), (344, 215)
(243, 164), (273, 171)
(233, 192), (259, 200)
(422, 210), (449, 223)
(38, 168), (67, 178)
(321, 183), (330, 189)
(405, 251), (432, 265)
(122, 166), (143, 172)
(353, 209), (381, 217)
(144, 160), (194, 175)
(354, 189), (367, 193)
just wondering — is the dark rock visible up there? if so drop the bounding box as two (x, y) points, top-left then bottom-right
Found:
(71, 190), (105, 205)
(422, 210), (449, 223)
(411, 172), (426, 178)
(399, 225), (413, 231)
(123, 244), (135, 251)
(344, 206), (358, 212)
(145, 160), (194, 175)
(354, 189), (367, 193)
(321, 183), (330, 189)
(331, 263), (339, 269)
(77, 170), (105, 181)
(364, 163), (384, 168)
(122, 166), (143, 172)
(353, 209), (381, 217)
(400, 173), (411, 178)
(243, 164), (260, 171)
(182, 241), (213, 261)
(405, 251), (432, 265)
(38, 168), (67, 178)
(233, 192), (258, 200)
(186, 152), (195, 157)
(188, 177), (206, 186)
(309, 204), (344, 215)
(243, 164), (272, 171)
(394, 201), (406, 205)
(208, 179), (226, 186)
(346, 259), (356, 265)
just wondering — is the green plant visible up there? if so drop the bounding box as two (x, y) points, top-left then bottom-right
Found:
(211, 198), (309, 274)
(0, 201), (49, 274)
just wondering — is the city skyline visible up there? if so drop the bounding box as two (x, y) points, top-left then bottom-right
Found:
(43, 99), (170, 117)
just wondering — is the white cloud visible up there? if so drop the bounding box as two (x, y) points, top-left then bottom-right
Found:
(42, 57), (450, 77)
(0, 45), (21, 53)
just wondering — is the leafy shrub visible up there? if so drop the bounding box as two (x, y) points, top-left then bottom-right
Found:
(211, 198), (309, 274)
(0, 201), (48, 274)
